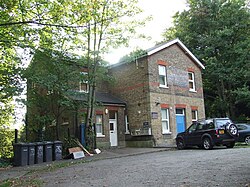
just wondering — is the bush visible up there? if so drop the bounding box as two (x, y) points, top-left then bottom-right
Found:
(0, 128), (15, 159)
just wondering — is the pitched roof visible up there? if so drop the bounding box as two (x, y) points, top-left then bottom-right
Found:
(95, 92), (126, 106)
(69, 91), (126, 106)
(147, 38), (205, 69)
(110, 38), (205, 70)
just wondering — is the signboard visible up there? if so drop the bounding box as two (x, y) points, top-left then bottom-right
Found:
(151, 112), (158, 119)
(143, 121), (149, 128)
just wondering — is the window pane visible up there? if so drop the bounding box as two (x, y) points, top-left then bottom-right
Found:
(110, 122), (114, 131)
(161, 109), (167, 119)
(188, 72), (193, 80)
(159, 65), (166, 75)
(109, 111), (116, 119)
(189, 82), (194, 89)
(192, 110), (197, 121)
(96, 115), (103, 135)
(96, 115), (102, 124)
(161, 109), (170, 133)
(162, 121), (168, 132)
(80, 82), (88, 91)
(96, 124), (102, 134)
(176, 109), (184, 115)
(159, 75), (166, 86)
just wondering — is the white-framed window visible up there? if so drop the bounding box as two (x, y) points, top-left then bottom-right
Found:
(125, 115), (130, 134)
(188, 72), (196, 92)
(161, 108), (170, 134)
(79, 72), (89, 93)
(158, 65), (167, 88)
(96, 115), (104, 137)
(192, 110), (198, 122)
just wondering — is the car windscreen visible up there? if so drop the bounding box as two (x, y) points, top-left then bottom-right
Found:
(215, 119), (232, 128)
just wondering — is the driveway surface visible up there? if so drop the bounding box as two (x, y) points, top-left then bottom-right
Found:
(38, 147), (250, 187)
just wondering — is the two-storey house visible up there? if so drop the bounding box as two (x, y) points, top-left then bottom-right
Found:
(26, 39), (205, 148)
(108, 39), (205, 146)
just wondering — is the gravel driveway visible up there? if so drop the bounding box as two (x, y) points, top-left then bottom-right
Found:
(36, 147), (250, 187)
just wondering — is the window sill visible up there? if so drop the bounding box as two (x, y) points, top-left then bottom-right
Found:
(162, 132), (172, 135)
(159, 85), (169, 89)
(96, 134), (105, 138)
(79, 90), (89, 93)
(189, 90), (197, 93)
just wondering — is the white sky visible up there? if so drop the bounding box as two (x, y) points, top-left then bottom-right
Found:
(13, 0), (187, 129)
(104, 0), (188, 64)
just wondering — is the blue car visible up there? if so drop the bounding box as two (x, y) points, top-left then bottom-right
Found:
(236, 124), (250, 145)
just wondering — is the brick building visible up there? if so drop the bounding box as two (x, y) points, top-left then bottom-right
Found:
(108, 39), (205, 146)
(27, 39), (205, 148)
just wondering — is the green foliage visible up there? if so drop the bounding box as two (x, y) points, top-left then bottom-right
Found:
(0, 128), (14, 159)
(119, 48), (147, 63)
(24, 49), (88, 141)
(1, 0), (147, 147)
(162, 0), (250, 119)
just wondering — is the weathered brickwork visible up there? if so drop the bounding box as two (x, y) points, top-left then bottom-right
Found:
(109, 43), (205, 146)
(109, 57), (152, 133)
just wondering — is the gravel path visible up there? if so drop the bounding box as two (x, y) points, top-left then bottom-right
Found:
(37, 147), (250, 187)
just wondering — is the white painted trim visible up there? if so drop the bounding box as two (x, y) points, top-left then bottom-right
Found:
(96, 134), (105, 138)
(147, 38), (205, 70)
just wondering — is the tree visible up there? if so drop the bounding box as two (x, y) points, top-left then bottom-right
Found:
(119, 48), (147, 63)
(162, 0), (250, 120)
(24, 49), (88, 141)
(66, 0), (147, 149)
(1, 0), (148, 148)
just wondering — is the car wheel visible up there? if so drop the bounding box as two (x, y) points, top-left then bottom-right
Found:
(226, 142), (235, 148)
(227, 124), (238, 137)
(245, 136), (250, 145)
(202, 137), (213, 150)
(177, 138), (185, 150)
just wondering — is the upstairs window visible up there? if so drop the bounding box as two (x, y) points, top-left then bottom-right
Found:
(159, 65), (167, 88)
(79, 72), (89, 93)
(79, 82), (88, 92)
(188, 72), (196, 92)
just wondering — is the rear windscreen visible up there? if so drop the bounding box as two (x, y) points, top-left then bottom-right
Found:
(216, 119), (232, 128)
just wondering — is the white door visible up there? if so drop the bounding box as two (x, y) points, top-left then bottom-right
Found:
(109, 119), (118, 146)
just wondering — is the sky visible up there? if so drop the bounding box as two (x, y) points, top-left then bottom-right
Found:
(104, 0), (188, 64)
(13, 0), (188, 129)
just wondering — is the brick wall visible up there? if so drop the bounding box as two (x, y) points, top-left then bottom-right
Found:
(109, 43), (205, 146)
(109, 57), (151, 132)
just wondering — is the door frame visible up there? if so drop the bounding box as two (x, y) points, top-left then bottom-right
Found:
(176, 108), (186, 133)
(109, 118), (118, 147)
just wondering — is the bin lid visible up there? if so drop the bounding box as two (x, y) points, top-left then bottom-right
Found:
(27, 143), (35, 146)
(43, 141), (53, 145)
(35, 142), (44, 145)
(13, 142), (28, 146)
(54, 140), (63, 144)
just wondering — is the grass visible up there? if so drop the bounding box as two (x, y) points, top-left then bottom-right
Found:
(0, 159), (12, 169)
(235, 142), (250, 148)
(0, 177), (43, 187)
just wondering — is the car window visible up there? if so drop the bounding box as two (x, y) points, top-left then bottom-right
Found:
(215, 119), (232, 128)
(196, 123), (203, 130)
(207, 122), (215, 129)
(188, 124), (197, 133)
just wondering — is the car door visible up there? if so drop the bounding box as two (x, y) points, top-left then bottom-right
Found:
(192, 123), (204, 145)
(185, 123), (197, 145)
